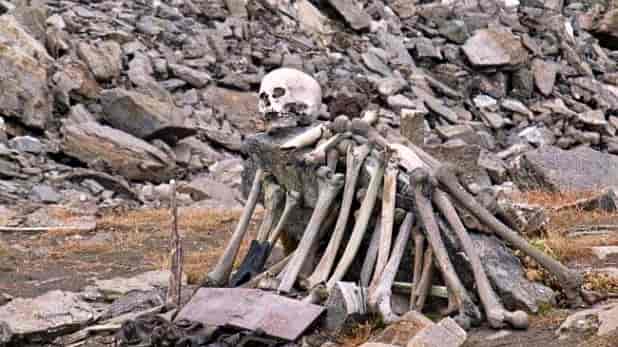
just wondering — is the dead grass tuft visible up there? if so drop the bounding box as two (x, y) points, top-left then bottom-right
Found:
(337, 322), (378, 347)
(513, 190), (618, 263)
(584, 271), (618, 294)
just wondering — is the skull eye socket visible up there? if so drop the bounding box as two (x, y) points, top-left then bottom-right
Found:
(273, 87), (286, 98)
(259, 92), (271, 107)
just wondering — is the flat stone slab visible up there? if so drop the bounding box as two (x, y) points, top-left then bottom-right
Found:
(511, 146), (618, 192)
(0, 290), (96, 341)
(462, 29), (528, 67)
(557, 303), (618, 339)
(175, 288), (324, 341)
(93, 270), (186, 299)
(407, 317), (467, 347)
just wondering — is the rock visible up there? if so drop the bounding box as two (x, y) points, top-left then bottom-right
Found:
(576, 110), (607, 127)
(202, 86), (260, 135)
(322, 282), (367, 334)
(61, 122), (176, 183)
(590, 246), (618, 260)
(93, 270), (187, 300)
(8, 136), (44, 153)
(177, 176), (241, 208)
(100, 88), (194, 141)
(556, 303), (618, 339)
(325, 0), (371, 31)
(30, 184), (61, 203)
(532, 59), (557, 96)
(0, 290), (96, 342)
(77, 41), (122, 81)
(446, 232), (556, 312)
(0, 14), (53, 130)
(401, 109), (427, 146)
(169, 64), (211, 88)
(407, 318), (467, 347)
(295, 0), (332, 35)
(461, 29), (528, 67)
(510, 146), (618, 192)
(371, 312), (433, 346)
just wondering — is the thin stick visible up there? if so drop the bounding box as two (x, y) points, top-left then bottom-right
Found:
(167, 180), (183, 307)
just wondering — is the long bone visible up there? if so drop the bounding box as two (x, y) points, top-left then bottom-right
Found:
(371, 150), (399, 287)
(206, 168), (265, 286)
(434, 165), (584, 305)
(229, 181), (288, 287)
(267, 190), (301, 245)
(360, 216), (381, 287)
(280, 124), (326, 149)
(326, 153), (385, 289)
(411, 168), (481, 330)
(368, 212), (414, 323)
(413, 247), (434, 311)
(327, 148), (340, 172)
(303, 133), (349, 165)
(433, 190), (529, 329)
(353, 119), (583, 306)
(305, 144), (371, 289)
(410, 227), (426, 310)
(278, 167), (345, 293)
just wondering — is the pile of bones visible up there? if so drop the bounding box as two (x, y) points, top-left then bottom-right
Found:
(204, 67), (584, 331)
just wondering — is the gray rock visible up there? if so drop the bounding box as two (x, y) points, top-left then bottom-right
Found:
(576, 110), (607, 127)
(100, 88), (193, 141)
(510, 145), (618, 192)
(0, 15), (53, 130)
(169, 64), (211, 88)
(93, 270), (187, 300)
(8, 136), (44, 154)
(462, 29), (528, 67)
(0, 290), (96, 342)
(61, 122), (176, 183)
(325, 0), (371, 31)
(30, 184), (61, 203)
(77, 41), (122, 81)
(177, 175), (241, 209)
(202, 86), (259, 135)
(556, 303), (618, 339)
(407, 318), (467, 347)
(532, 59), (557, 96)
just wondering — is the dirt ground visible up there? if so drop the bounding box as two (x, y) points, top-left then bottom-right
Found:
(2, 195), (618, 347)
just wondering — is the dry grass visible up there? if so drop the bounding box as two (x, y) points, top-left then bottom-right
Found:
(337, 322), (378, 347)
(512, 190), (618, 263)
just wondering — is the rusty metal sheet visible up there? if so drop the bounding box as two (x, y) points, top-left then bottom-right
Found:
(175, 288), (324, 341)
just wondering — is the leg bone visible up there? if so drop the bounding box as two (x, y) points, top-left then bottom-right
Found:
(278, 167), (345, 293)
(206, 168), (265, 286)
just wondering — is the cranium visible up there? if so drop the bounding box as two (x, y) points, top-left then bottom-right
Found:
(258, 68), (322, 133)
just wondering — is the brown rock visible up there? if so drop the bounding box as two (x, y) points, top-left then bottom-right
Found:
(61, 122), (176, 182)
(202, 86), (260, 135)
(531, 59), (557, 96)
(461, 29), (528, 67)
(77, 41), (122, 81)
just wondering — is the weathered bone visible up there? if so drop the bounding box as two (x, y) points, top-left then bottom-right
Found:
(413, 247), (434, 311)
(326, 153), (385, 289)
(268, 190), (301, 244)
(243, 253), (292, 289)
(206, 168), (265, 286)
(371, 150), (399, 287)
(360, 216), (381, 287)
(434, 165), (584, 306)
(327, 148), (339, 172)
(280, 124), (325, 149)
(304, 133), (348, 165)
(256, 176), (284, 242)
(433, 189), (529, 329)
(368, 212), (414, 323)
(410, 226), (426, 310)
(411, 168), (481, 330)
(305, 144), (371, 289)
(278, 166), (345, 293)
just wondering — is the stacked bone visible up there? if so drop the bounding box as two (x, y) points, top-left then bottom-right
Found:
(204, 68), (584, 331)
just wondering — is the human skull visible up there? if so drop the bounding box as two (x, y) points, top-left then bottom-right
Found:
(258, 68), (322, 133)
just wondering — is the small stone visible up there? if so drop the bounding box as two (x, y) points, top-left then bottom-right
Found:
(77, 41), (122, 81)
(532, 59), (557, 96)
(8, 136), (44, 154)
(439, 20), (469, 44)
(82, 179), (105, 195)
(325, 0), (371, 31)
(30, 185), (61, 203)
(576, 110), (607, 127)
(169, 64), (211, 88)
(473, 94), (497, 109)
(590, 246), (618, 260)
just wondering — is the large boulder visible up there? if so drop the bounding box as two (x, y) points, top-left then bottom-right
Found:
(0, 14), (53, 129)
(61, 122), (176, 183)
(100, 88), (194, 142)
(509, 145), (618, 192)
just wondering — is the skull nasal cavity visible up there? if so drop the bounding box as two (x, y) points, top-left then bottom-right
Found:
(273, 87), (286, 98)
